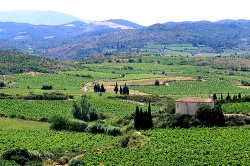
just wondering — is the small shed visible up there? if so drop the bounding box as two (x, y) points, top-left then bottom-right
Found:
(175, 98), (214, 115)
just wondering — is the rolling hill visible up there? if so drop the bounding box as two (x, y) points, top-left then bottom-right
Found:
(0, 51), (73, 74)
(43, 20), (250, 60)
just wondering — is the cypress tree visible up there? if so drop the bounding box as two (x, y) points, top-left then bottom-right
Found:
(134, 105), (140, 130)
(114, 82), (119, 94)
(139, 107), (143, 129)
(100, 84), (106, 93)
(226, 93), (231, 101)
(119, 86), (123, 94)
(238, 93), (241, 99)
(213, 93), (217, 100)
(147, 103), (153, 129)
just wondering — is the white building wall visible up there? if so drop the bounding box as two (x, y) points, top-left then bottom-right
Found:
(175, 101), (214, 115)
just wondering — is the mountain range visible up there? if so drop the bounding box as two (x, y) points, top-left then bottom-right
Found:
(1, 10), (250, 60)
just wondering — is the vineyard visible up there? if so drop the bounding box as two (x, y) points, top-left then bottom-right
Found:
(0, 55), (250, 165)
(84, 126), (250, 165)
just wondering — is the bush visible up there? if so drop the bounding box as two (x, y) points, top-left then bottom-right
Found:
(50, 116), (88, 132)
(154, 80), (160, 86)
(2, 149), (41, 165)
(41, 85), (53, 90)
(50, 116), (69, 131)
(106, 126), (122, 136)
(67, 121), (88, 132)
(225, 116), (250, 126)
(68, 159), (85, 166)
(121, 136), (130, 148)
(196, 104), (225, 127)
(87, 124), (122, 136)
(166, 114), (200, 128)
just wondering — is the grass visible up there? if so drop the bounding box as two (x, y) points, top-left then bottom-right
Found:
(0, 117), (50, 130)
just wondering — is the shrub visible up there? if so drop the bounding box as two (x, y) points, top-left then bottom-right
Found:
(41, 85), (53, 90)
(68, 159), (85, 166)
(87, 124), (122, 136)
(2, 149), (41, 165)
(196, 104), (225, 127)
(67, 121), (88, 132)
(121, 136), (130, 148)
(225, 116), (250, 126)
(0, 82), (5, 88)
(106, 126), (122, 136)
(50, 116), (88, 132)
(154, 80), (160, 86)
(166, 114), (200, 128)
(50, 116), (69, 131)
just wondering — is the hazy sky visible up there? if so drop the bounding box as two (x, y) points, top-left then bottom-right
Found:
(0, 0), (250, 25)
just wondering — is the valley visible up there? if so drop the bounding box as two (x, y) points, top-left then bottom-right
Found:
(0, 50), (249, 165)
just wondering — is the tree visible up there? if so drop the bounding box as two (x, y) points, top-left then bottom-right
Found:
(238, 93), (241, 99)
(100, 84), (106, 93)
(195, 104), (225, 127)
(0, 82), (5, 88)
(123, 84), (129, 95)
(213, 93), (217, 100)
(147, 103), (153, 129)
(154, 80), (160, 86)
(114, 82), (119, 94)
(94, 83), (100, 92)
(119, 86), (123, 94)
(72, 102), (81, 119)
(134, 105), (140, 130)
(226, 93), (231, 101)
(220, 93), (223, 100)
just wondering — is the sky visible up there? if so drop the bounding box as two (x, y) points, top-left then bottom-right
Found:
(0, 0), (250, 26)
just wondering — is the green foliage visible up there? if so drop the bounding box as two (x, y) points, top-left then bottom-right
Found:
(68, 159), (85, 166)
(50, 116), (88, 132)
(72, 96), (103, 122)
(41, 85), (53, 90)
(166, 114), (200, 128)
(0, 99), (72, 121)
(87, 124), (122, 136)
(84, 127), (250, 165)
(114, 82), (119, 94)
(154, 80), (160, 86)
(196, 104), (225, 127)
(134, 103), (153, 130)
(0, 51), (71, 74)
(2, 148), (41, 165)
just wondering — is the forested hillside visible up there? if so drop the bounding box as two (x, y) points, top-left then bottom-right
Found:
(0, 51), (72, 74)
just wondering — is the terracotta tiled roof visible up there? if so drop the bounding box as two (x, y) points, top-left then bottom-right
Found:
(176, 98), (213, 103)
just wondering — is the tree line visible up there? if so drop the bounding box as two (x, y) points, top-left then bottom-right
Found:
(134, 103), (153, 130)
(114, 82), (129, 95)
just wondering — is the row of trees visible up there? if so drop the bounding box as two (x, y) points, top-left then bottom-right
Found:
(114, 83), (129, 95)
(93, 83), (106, 93)
(134, 103), (153, 130)
(213, 93), (250, 103)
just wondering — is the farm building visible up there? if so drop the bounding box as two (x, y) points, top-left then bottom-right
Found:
(175, 98), (214, 115)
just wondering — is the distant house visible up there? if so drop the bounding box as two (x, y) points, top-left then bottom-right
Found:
(175, 98), (214, 115)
